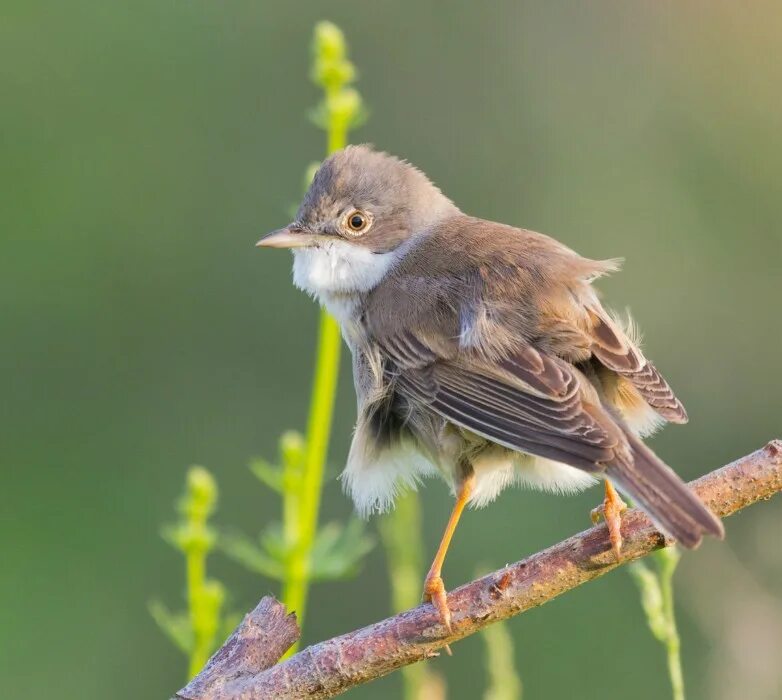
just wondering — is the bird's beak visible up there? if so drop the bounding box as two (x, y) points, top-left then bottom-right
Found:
(256, 226), (319, 249)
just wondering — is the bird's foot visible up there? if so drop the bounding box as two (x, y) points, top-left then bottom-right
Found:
(590, 481), (628, 560)
(423, 574), (453, 655)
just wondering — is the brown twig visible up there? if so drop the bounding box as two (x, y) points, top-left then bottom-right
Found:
(174, 441), (782, 700)
(177, 597), (299, 699)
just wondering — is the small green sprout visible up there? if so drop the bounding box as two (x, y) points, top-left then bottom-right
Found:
(150, 466), (232, 679)
(309, 20), (367, 150)
(220, 431), (373, 649)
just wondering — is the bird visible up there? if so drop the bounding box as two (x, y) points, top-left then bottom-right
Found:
(257, 144), (724, 634)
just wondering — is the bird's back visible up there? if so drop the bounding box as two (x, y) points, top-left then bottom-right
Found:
(366, 214), (619, 364)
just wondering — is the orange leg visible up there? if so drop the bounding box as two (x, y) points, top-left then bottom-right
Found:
(423, 473), (475, 642)
(590, 479), (628, 560)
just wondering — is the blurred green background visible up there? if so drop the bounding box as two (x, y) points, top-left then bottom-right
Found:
(2, 2), (781, 698)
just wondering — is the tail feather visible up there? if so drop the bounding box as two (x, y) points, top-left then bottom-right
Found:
(606, 430), (724, 548)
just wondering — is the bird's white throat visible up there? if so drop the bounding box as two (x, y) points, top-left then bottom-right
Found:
(292, 240), (397, 323)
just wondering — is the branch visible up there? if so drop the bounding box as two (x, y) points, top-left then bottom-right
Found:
(174, 441), (782, 700)
(177, 597), (299, 698)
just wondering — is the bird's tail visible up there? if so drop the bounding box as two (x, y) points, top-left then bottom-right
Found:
(605, 429), (724, 548)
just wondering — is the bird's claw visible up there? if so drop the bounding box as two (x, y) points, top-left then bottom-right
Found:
(591, 486), (628, 560)
(423, 574), (454, 655)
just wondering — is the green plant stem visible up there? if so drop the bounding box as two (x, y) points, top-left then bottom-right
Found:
(178, 467), (222, 680)
(281, 112), (348, 649)
(281, 436), (305, 630)
(328, 125), (347, 155)
(629, 545), (686, 700)
(186, 548), (210, 678)
(658, 551), (685, 700)
(282, 311), (341, 630)
(153, 466), (225, 679)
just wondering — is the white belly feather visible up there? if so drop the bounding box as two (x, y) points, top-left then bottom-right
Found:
(470, 448), (597, 508)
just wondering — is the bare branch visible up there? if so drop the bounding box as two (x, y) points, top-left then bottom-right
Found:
(176, 597), (299, 699)
(174, 440), (782, 700)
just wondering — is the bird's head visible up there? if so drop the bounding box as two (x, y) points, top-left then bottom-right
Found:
(257, 145), (457, 255)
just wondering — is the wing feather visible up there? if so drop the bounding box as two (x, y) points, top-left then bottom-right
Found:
(384, 331), (625, 472)
(588, 310), (688, 423)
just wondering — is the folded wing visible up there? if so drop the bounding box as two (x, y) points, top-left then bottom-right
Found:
(383, 332), (625, 473)
(588, 309), (688, 424)
(380, 330), (723, 546)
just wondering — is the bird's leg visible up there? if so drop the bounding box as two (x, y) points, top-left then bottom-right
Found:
(422, 473), (475, 641)
(591, 478), (628, 559)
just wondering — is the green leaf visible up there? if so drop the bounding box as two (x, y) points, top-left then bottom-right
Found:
(259, 522), (290, 563)
(308, 103), (329, 130)
(348, 104), (369, 131)
(161, 521), (216, 554)
(149, 600), (193, 654)
(219, 530), (285, 580)
(309, 518), (375, 581)
(160, 523), (183, 551)
(249, 458), (284, 493)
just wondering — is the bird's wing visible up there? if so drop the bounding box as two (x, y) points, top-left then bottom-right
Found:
(379, 329), (626, 472)
(586, 307), (688, 423)
(361, 217), (635, 472)
(361, 219), (720, 545)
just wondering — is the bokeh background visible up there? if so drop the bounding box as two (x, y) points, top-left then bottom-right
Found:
(2, 2), (781, 698)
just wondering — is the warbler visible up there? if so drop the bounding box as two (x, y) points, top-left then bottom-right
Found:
(258, 145), (724, 632)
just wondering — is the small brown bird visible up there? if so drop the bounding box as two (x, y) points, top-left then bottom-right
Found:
(258, 145), (724, 632)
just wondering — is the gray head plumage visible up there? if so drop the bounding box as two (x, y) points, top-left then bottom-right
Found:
(294, 145), (459, 253)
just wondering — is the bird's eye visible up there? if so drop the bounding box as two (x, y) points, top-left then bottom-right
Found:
(344, 210), (370, 235)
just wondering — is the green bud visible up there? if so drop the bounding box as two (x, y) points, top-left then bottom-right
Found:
(181, 466), (218, 522)
(313, 21), (346, 63)
(326, 88), (361, 125)
(280, 430), (306, 469)
(311, 21), (357, 94)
